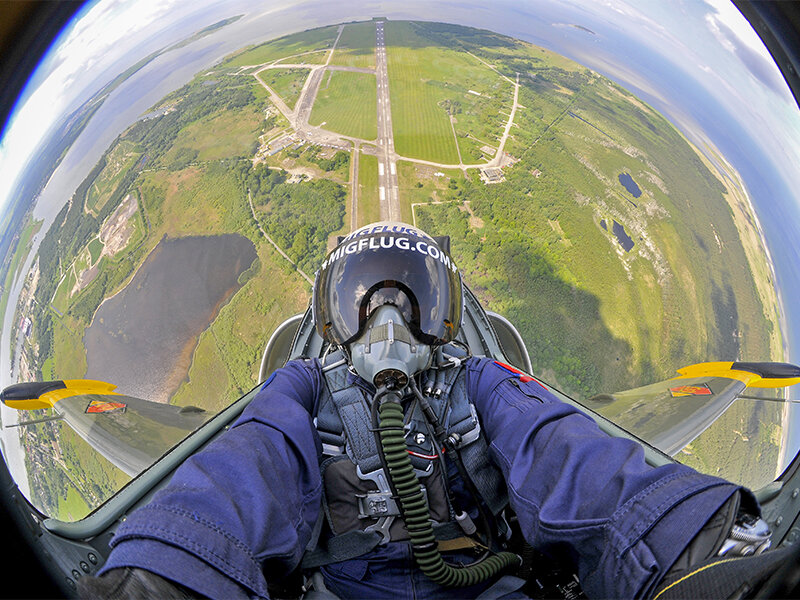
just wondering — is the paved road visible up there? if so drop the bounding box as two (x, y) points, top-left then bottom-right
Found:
(375, 21), (401, 222)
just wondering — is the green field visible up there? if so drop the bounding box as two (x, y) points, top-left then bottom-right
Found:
(331, 22), (376, 69)
(222, 25), (338, 67)
(257, 67), (310, 110)
(385, 22), (515, 165)
(0, 215), (41, 331)
(357, 153), (380, 226)
(309, 71), (377, 140)
(85, 141), (141, 214)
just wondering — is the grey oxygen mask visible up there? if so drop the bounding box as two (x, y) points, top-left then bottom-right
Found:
(348, 304), (433, 389)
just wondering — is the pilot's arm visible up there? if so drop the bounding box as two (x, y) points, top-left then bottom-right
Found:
(84, 359), (325, 599)
(466, 357), (744, 599)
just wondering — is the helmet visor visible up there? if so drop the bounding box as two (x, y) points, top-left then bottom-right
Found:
(313, 232), (462, 346)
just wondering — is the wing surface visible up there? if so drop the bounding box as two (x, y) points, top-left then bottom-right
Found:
(584, 362), (800, 456)
(1, 380), (209, 476)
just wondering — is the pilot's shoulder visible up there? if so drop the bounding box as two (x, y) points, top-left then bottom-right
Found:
(261, 358), (324, 396)
(466, 356), (544, 393)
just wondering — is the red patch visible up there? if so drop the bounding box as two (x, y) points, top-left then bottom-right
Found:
(669, 384), (713, 398)
(493, 361), (546, 388)
(86, 400), (127, 414)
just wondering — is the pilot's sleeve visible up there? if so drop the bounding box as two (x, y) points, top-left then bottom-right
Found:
(465, 357), (743, 600)
(96, 359), (324, 600)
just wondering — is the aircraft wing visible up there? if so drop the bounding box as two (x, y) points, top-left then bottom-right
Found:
(584, 362), (800, 456)
(1, 380), (209, 476)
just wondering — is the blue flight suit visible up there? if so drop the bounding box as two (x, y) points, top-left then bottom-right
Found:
(99, 357), (743, 599)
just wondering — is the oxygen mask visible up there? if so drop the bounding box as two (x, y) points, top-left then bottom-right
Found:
(348, 305), (432, 389)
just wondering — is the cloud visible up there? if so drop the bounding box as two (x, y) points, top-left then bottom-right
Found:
(0, 0), (194, 216)
(703, 0), (789, 97)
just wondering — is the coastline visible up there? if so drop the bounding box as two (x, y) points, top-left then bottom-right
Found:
(715, 156), (792, 476)
(682, 132), (791, 476)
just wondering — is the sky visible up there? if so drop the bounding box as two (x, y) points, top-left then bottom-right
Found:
(0, 0), (799, 224)
(0, 0), (220, 216)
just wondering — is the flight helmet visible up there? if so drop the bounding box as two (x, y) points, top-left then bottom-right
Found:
(312, 222), (463, 387)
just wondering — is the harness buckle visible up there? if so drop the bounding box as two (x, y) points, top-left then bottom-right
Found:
(357, 491), (400, 519)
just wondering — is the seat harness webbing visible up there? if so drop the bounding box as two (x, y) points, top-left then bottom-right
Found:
(302, 349), (508, 569)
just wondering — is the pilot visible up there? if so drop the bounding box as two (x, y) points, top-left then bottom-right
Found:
(80, 222), (782, 600)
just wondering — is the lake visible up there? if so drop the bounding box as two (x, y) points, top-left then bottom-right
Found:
(618, 173), (642, 198)
(83, 235), (256, 403)
(612, 220), (635, 252)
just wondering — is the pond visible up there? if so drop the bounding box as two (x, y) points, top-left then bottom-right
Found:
(84, 234), (257, 403)
(612, 220), (635, 252)
(618, 172), (642, 198)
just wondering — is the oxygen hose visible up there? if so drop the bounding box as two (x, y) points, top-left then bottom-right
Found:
(375, 390), (520, 587)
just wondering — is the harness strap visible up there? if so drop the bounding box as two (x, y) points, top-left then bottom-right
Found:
(428, 362), (509, 516)
(302, 530), (382, 569)
(301, 522), (470, 569)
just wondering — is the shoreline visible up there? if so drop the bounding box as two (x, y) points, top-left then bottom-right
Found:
(714, 155), (792, 475)
(685, 133), (791, 475)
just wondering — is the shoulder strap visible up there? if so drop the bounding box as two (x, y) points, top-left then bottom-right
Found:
(318, 352), (383, 473)
(434, 362), (509, 517)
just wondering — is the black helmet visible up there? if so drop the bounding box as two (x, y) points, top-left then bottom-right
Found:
(312, 222), (463, 347)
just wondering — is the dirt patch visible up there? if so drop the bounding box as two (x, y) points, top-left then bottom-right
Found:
(72, 193), (139, 297)
(100, 193), (138, 256)
(73, 264), (100, 296)
(460, 201), (484, 230)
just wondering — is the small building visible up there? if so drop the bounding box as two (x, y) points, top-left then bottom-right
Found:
(22, 317), (32, 337)
(480, 167), (505, 184)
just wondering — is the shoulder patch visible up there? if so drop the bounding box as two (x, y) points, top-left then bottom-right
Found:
(493, 361), (546, 389)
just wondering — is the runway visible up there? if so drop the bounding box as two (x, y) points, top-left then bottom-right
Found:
(375, 21), (401, 221)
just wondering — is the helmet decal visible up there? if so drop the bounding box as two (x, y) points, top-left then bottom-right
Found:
(319, 233), (458, 275)
(312, 221), (463, 347)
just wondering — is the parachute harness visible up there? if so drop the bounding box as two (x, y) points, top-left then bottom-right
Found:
(372, 381), (520, 587)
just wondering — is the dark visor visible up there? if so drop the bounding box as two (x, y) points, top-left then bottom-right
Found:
(313, 232), (462, 346)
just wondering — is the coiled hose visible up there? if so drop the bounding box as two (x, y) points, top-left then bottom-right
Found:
(377, 395), (520, 587)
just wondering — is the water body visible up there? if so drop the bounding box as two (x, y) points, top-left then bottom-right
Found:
(618, 173), (642, 198)
(83, 235), (256, 403)
(612, 220), (634, 252)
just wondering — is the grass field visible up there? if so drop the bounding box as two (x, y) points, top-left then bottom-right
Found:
(309, 71), (377, 140)
(0, 216), (41, 329)
(88, 238), (104, 264)
(161, 91), (264, 165)
(85, 141), (141, 214)
(257, 68), (310, 110)
(385, 22), (514, 165)
(330, 21), (376, 69)
(397, 161), (464, 224)
(51, 269), (76, 315)
(222, 26), (338, 67)
(357, 153), (380, 226)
